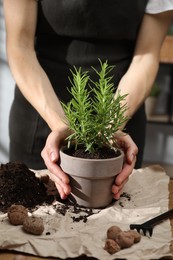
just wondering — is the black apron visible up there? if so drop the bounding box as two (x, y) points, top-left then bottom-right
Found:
(9, 0), (148, 169)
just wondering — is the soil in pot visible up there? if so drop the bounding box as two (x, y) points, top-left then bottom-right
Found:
(64, 145), (121, 159)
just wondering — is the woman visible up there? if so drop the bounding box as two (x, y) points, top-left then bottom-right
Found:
(3, 0), (173, 200)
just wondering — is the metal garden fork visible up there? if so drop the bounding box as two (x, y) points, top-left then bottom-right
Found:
(130, 208), (173, 237)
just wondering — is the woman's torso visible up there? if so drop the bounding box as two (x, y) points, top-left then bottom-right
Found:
(35, 0), (148, 103)
(10, 1), (149, 168)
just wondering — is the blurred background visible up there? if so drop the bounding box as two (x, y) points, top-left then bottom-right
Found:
(0, 0), (15, 163)
(0, 1), (173, 177)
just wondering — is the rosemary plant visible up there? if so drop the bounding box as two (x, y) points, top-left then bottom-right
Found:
(62, 60), (128, 154)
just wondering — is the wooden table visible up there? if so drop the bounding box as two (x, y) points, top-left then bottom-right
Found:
(1, 179), (173, 260)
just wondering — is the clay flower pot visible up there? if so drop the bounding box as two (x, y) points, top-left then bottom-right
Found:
(60, 146), (124, 208)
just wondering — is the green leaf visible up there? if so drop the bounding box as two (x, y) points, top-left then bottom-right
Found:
(61, 60), (129, 153)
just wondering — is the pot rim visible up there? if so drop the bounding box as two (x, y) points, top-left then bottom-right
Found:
(60, 145), (124, 162)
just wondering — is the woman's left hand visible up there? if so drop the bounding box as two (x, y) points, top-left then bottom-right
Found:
(111, 132), (138, 200)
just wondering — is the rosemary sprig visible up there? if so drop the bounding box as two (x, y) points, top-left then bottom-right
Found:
(61, 60), (128, 154)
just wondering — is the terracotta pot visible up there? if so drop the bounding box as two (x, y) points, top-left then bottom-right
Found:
(60, 146), (124, 208)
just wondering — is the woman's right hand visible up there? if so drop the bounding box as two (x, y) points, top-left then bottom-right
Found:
(41, 128), (71, 200)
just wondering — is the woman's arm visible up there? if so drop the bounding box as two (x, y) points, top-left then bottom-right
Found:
(112, 11), (173, 200)
(3, 0), (71, 198)
(3, 0), (66, 132)
(116, 10), (173, 119)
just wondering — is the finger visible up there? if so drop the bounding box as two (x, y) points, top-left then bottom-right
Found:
(115, 132), (138, 164)
(48, 162), (70, 185)
(112, 177), (128, 196)
(41, 147), (70, 185)
(125, 137), (138, 164)
(112, 186), (125, 200)
(41, 142), (71, 199)
(41, 133), (60, 163)
(115, 158), (136, 186)
(49, 172), (71, 198)
(51, 173), (71, 195)
(55, 182), (68, 200)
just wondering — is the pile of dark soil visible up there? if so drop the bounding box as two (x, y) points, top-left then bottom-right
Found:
(0, 162), (54, 213)
(0, 162), (96, 222)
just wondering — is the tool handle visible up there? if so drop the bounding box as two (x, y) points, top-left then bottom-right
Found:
(143, 209), (173, 227)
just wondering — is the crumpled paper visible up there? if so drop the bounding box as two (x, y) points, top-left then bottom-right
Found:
(0, 165), (172, 260)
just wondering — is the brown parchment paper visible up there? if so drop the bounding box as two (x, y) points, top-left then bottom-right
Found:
(0, 165), (172, 260)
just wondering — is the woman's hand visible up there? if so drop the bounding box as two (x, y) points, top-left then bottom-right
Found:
(112, 132), (138, 200)
(42, 128), (137, 202)
(41, 128), (71, 200)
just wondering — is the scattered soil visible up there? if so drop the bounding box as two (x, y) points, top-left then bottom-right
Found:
(120, 192), (131, 201)
(64, 145), (120, 159)
(119, 192), (131, 208)
(53, 200), (96, 223)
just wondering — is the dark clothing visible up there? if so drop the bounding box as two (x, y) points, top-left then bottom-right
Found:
(9, 0), (148, 169)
